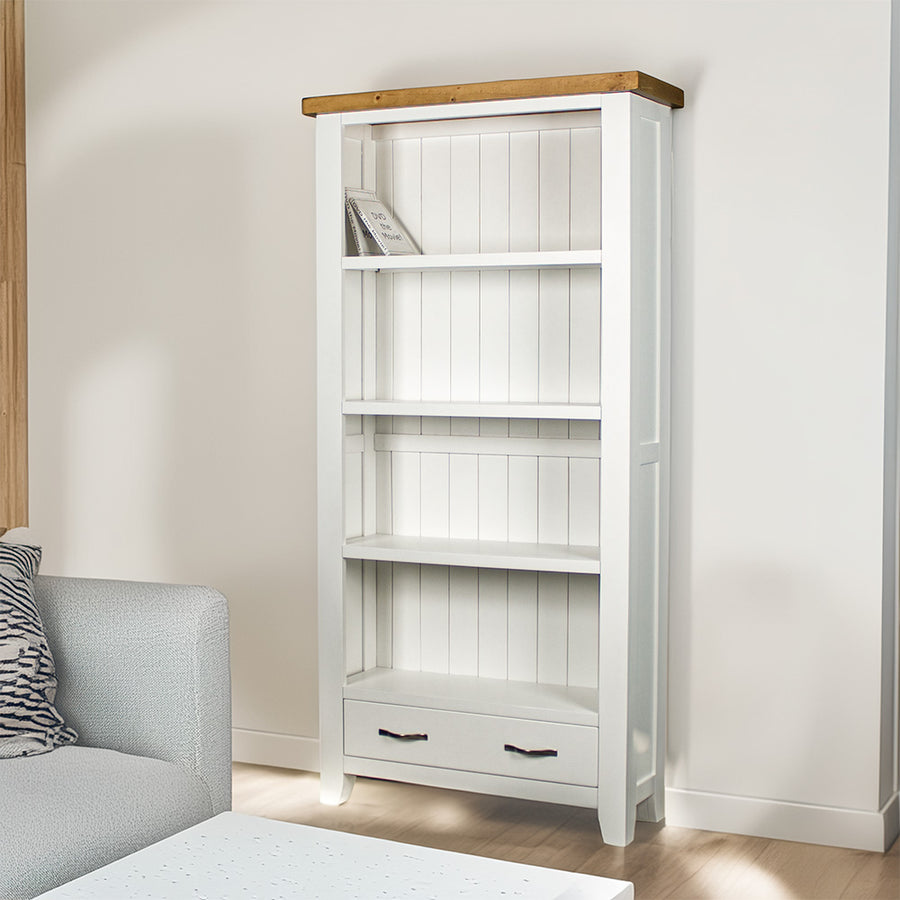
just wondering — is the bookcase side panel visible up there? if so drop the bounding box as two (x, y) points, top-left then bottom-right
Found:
(631, 107), (662, 792)
(596, 91), (637, 845)
(596, 92), (671, 841)
(632, 461), (660, 786)
(631, 99), (672, 819)
(317, 112), (352, 804)
(656, 103), (673, 823)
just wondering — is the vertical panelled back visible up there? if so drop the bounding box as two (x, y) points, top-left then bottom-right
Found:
(347, 561), (599, 688)
(361, 417), (600, 546)
(369, 270), (601, 405)
(361, 113), (601, 408)
(372, 112), (600, 251)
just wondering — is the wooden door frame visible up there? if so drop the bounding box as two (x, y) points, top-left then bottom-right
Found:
(1, 0), (27, 534)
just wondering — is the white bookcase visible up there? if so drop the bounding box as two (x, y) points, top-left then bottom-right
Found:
(304, 72), (681, 847)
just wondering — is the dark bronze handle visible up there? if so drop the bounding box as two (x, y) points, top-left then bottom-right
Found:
(504, 743), (558, 757)
(378, 728), (428, 742)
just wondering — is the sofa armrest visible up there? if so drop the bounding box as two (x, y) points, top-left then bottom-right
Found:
(32, 575), (231, 815)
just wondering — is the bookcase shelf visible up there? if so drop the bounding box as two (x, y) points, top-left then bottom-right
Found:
(341, 400), (602, 420)
(311, 73), (676, 847)
(343, 534), (601, 575)
(342, 249), (602, 272)
(344, 667), (599, 727)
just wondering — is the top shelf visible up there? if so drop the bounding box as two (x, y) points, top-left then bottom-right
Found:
(302, 71), (684, 116)
(342, 250), (601, 272)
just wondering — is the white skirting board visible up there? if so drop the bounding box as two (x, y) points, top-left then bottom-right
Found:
(665, 787), (900, 853)
(232, 729), (320, 773)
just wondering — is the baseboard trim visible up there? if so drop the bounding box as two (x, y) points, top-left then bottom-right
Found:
(232, 729), (320, 772)
(665, 787), (900, 852)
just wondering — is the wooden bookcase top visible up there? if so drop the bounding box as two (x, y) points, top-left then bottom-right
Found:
(302, 71), (684, 117)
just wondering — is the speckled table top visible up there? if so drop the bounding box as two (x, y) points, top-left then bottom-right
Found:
(36, 812), (633, 899)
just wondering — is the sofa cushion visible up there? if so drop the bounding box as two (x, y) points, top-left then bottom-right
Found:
(0, 543), (78, 758)
(0, 745), (214, 899)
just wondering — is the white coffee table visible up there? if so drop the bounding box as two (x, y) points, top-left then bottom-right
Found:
(36, 812), (633, 899)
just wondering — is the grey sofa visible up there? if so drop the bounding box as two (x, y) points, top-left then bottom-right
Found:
(0, 575), (231, 899)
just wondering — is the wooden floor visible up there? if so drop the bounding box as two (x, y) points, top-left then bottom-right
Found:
(233, 763), (898, 899)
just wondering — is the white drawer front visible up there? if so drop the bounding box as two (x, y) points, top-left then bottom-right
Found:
(344, 700), (597, 787)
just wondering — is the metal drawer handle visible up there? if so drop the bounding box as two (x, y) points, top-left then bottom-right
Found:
(378, 728), (428, 742)
(504, 743), (558, 757)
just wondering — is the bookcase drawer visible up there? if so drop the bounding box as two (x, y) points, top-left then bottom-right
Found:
(344, 700), (597, 787)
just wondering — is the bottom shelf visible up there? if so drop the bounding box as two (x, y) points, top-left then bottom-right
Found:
(343, 667), (598, 727)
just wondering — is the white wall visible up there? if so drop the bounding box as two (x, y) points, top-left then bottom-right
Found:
(24, 0), (898, 849)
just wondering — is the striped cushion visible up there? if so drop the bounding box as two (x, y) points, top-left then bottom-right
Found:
(0, 543), (78, 757)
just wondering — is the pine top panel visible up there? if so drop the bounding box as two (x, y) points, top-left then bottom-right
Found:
(302, 71), (684, 117)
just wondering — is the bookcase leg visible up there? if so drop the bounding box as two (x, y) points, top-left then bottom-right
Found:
(597, 800), (637, 847)
(636, 790), (665, 824)
(320, 771), (355, 806)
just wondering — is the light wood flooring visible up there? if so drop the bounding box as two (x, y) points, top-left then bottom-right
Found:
(233, 763), (899, 899)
